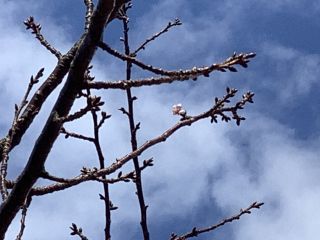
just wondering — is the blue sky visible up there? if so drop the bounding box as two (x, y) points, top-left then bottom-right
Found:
(1, 0), (320, 239)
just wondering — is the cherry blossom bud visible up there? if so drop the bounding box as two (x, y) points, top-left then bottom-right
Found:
(172, 103), (183, 115)
(178, 109), (186, 116)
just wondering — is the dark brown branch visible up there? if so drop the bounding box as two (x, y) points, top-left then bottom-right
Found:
(170, 202), (264, 240)
(59, 105), (93, 123)
(0, 1), (125, 238)
(85, 87), (112, 240)
(6, 159), (153, 191)
(40, 171), (71, 183)
(132, 18), (182, 56)
(95, 159), (152, 184)
(85, 75), (211, 90)
(98, 41), (255, 77)
(86, 51), (256, 90)
(15, 68), (44, 120)
(60, 127), (95, 142)
(97, 111), (111, 129)
(24, 16), (62, 59)
(121, 9), (150, 240)
(58, 95), (105, 123)
(70, 223), (89, 240)
(23, 89), (253, 197)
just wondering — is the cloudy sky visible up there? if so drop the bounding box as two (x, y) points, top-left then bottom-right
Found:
(1, 0), (320, 239)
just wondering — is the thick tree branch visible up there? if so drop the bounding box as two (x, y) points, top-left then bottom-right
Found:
(0, 1), (125, 238)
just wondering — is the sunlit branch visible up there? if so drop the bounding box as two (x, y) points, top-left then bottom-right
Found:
(171, 202), (264, 240)
(98, 41), (255, 77)
(84, 0), (94, 31)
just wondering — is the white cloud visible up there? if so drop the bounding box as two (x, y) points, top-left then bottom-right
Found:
(211, 114), (320, 240)
(261, 42), (320, 102)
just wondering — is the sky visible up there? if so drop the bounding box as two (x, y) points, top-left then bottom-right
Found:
(0, 0), (320, 239)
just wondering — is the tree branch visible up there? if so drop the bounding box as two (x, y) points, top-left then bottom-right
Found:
(24, 16), (62, 59)
(21, 88), (253, 197)
(84, 0), (94, 31)
(86, 52), (256, 90)
(170, 202), (264, 240)
(121, 6), (150, 240)
(98, 41), (255, 77)
(132, 18), (182, 56)
(0, 1), (125, 238)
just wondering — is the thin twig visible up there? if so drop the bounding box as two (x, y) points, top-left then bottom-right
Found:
(15, 195), (32, 240)
(170, 202), (264, 240)
(24, 16), (62, 59)
(70, 223), (89, 240)
(121, 7), (150, 240)
(60, 127), (95, 142)
(58, 95), (104, 123)
(132, 18), (182, 56)
(15, 68), (44, 120)
(0, 68), (44, 200)
(20, 88), (254, 197)
(85, 86), (112, 240)
(40, 171), (71, 183)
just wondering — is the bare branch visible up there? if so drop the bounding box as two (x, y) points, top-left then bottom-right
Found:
(24, 89), (254, 196)
(0, 1), (125, 237)
(97, 111), (111, 129)
(40, 171), (71, 183)
(15, 68), (44, 120)
(0, 68), (44, 200)
(132, 18), (182, 56)
(99, 41), (255, 77)
(121, 9), (150, 239)
(57, 95), (104, 123)
(170, 202), (264, 240)
(15, 195), (32, 240)
(24, 16), (62, 59)
(70, 223), (89, 240)
(84, 0), (94, 31)
(0, 40), (81, 159)
(85, 87), (112, 240)
(60, 127), (95, 142)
